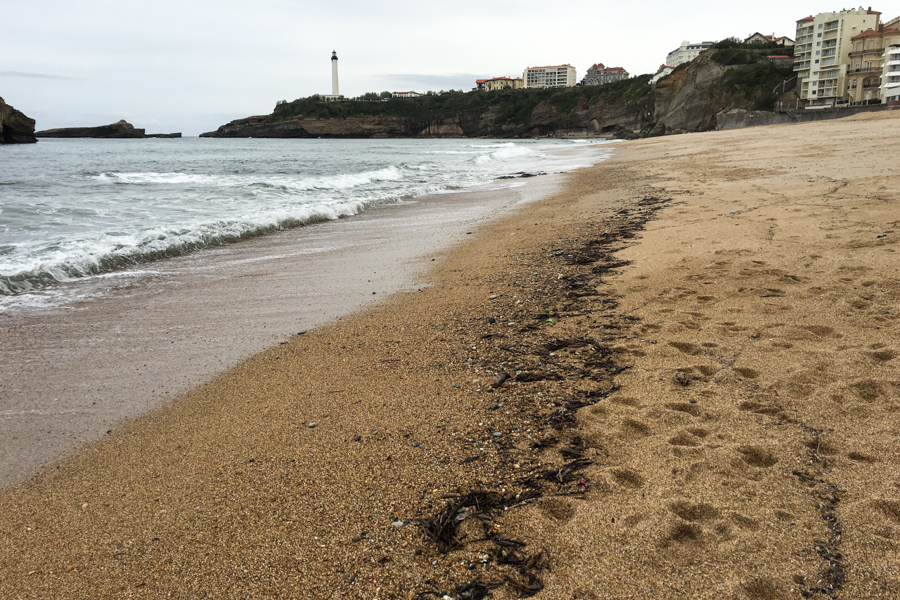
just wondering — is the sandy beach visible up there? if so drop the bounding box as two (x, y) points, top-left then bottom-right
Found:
(1, 114), (898, 599)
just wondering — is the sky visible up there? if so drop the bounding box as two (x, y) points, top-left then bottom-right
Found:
(0, 1), (880, 135)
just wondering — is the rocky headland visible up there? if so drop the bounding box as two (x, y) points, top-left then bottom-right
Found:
(35, 120), (180, 139)
(0, 97), (37, 144)
(202, 45), (805, 140)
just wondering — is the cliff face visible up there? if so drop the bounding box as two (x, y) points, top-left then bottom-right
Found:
(200, 97), (651, 139)
(653, 54), (732, 132)
(0, 97), (37, 144)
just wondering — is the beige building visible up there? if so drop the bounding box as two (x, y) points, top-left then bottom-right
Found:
(522, 65), (577, 89)
(475, 77), (524, 91)
(793, 7), (883, 107)
(846, 16), (900, 102)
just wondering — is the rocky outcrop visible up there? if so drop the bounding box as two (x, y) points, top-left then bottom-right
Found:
(0, 97), (37, 144)
(201, 96), (652, 139)
(35, 120), (180, 139)
(201, 115), (420, 138)
(36, 120), (146, 138)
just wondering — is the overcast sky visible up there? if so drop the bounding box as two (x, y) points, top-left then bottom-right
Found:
(0, 1), (878, 135)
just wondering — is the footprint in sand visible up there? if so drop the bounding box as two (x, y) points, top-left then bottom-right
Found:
(668, 500), (720, 522)
(871, 499), (900, 524)
(736, 446), (779, 468)
(669, 341), (702, 355)
(610, 468), (645, 488)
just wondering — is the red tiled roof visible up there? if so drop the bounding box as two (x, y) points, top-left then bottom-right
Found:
(853, 28), (900, 39)
(798, 16), (814, 22)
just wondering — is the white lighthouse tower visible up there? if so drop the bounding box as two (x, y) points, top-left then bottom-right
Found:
(324, 50), (344, 101)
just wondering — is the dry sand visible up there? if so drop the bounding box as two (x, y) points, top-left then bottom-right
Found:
(1, 114), (898, 600)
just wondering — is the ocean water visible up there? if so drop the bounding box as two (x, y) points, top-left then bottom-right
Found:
(0, 137), (611, 310)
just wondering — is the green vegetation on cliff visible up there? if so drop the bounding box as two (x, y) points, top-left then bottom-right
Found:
(271, 75), (654, 128)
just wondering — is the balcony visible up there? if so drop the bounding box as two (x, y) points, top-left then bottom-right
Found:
(849, 48), (885, 57)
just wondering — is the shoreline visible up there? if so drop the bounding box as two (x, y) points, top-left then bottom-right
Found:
(1, 115), (898, 599)
(0, 146), (604, 489)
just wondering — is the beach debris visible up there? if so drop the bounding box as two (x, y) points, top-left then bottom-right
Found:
(489, 295), (498, 300)
(297, 330), (307, 335)
(487, 403), (501, 411)
(877, 233), (886, 238)
(391, 521), (406, 528)
(308, 422), (318, 428)
(491, 373), (510, 389)
(493, 432), (503, 438)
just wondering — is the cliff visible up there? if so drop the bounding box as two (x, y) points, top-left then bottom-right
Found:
(35, 120), (181, 139)
(202, 46), (795, 139)
(201, 77), (655, 139)
(0, 97), (37, 144)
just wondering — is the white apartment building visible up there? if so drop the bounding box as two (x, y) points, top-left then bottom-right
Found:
(882, 44), (900, 102)
(523, 65), (577, 89)
(793, 7), (882, 107)
(665, 41), (714, 67)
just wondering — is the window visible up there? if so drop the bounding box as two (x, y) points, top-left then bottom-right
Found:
(818, 33), (822, 38)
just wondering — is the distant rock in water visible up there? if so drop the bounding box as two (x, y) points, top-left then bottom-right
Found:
(0, 97), (37, 144)
(35, 120), (181, 139)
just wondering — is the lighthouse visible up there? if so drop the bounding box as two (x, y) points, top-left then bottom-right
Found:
(331, 51), (339, 96)
(324, 50), (344, 101)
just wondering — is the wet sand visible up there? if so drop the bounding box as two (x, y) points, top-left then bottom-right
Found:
(0, 115), (898, 599)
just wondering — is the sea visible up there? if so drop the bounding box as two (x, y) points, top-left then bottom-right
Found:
(0, 137), (611, 312)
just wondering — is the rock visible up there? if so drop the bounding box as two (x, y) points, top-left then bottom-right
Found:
(649, 121), (667, 137)
(493, 432), (503, 438)
(308, 422), (318, 428)
(491, 373), (510, 389)
(35, 120), (146, 138)
(488, 403), (501, 410)
(391, 521), (405, 528)
(0, 97), (37, 144)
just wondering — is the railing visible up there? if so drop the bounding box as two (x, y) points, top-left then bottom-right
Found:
(852, 67), (882, 73)
(849, 48), (885, 57)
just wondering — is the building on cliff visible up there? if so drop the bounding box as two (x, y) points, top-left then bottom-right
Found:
(322, 50), (344, 101)
(474, 77), (524, 91)
(650, 64), (675, 85)
(665, 41), (714, 67)
(522, 65), (576, 89)
(846, 16), (900, 103)
(744, 33), (795, 46)
(580, 64), (629, 86)
(392, 91), (423, 98)
(793, 7), (883, 108)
